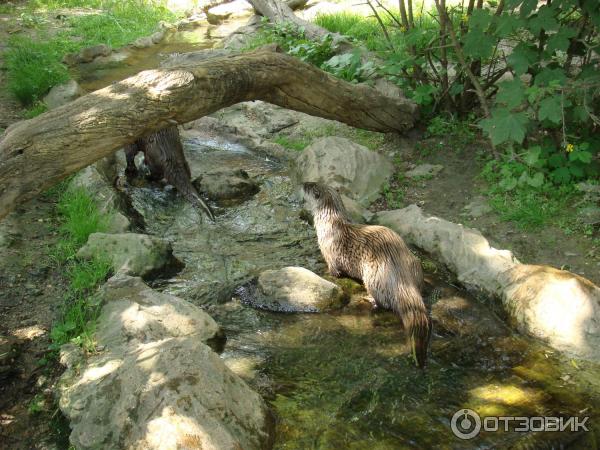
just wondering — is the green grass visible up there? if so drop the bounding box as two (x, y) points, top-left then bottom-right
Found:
(48, 185), (112, 353)
(5, 37), (71, 105)
(274, 125), (385, 152)
(314, 12), (385, 51)
(273, 135), (311, 151)
(23, 102), (48, 118)
(4, 0), (177, 105)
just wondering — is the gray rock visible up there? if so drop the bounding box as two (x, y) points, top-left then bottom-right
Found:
(462, 196), (492, 218)
(58, 274), (272, 450)
(376, 205), (600, 362)
(193, 168), (259, 201)
(341, 194), (373, 223)
(242, 101), (299, 134)
(578, 206), (600, 225)
(78, 44), (111, 63)
(405, 164), (444, 179)
(43, 80), (85, 110)
(150, 30), (166, 44)
(77, 233), (177, 278)
(0, 334), (18, 379)
(295, 136), (392, 206)
(257, 266), (346, 312)
(132, 36), (154, 49)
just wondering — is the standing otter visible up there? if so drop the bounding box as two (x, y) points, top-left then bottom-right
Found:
(302, 182), (432, 368)
(124, 126), (215, 220)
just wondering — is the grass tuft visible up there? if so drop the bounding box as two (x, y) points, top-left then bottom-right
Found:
(48, 185), (112, 353)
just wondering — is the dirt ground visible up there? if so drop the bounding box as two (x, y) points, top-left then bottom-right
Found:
(373, 131), (600, 286)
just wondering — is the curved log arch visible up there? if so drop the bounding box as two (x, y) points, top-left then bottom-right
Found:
(0, 47), (418, 221)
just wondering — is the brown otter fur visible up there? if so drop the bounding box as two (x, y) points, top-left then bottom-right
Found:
(124, 126), (214, 220)
(302, 182), (432, 368)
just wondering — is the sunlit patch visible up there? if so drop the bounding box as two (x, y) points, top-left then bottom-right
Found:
(223, 355), (260, 379)
(80, 359), (122, 382)
(12, 325), (45, 340)
(470, 383), (544, 407)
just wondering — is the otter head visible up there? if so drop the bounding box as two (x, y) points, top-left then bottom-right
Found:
(302, 182), (349, 221)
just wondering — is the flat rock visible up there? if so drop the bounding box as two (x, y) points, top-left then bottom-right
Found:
(43, 79), (85, 110)
(405, 164), (444, 179)
(257, 266), (346, 312)
(77, 233), (178, 278)
(193, 168), (259, 202)
(578, 206), (600, 225)
(295, 136), (392, 206)
(78, 44), (111, 63)
(462, 196), (492, 218)
(132, 36), (154, 49)
(58, 274), (273, 450)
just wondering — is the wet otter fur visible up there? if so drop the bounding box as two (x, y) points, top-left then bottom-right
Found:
(302, 182), (432, 368)
(124, 126), (215, 220)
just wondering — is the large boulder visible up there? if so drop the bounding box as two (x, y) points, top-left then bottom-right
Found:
(77, 233), (178, 278)
(376, 205), (600, 362)
(257, 266), (346, 312)
(193, 168), (260, 202)
(295, 136), (392, 206)
(58, 274), (273, 450)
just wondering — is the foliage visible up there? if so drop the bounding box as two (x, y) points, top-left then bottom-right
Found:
(23, 102), (48, 118)
(48, 186), (111, 354)
(4, 37), (70, 105)
(273, 135), (310, 151)
(315, 2), (600, 191)
(3, 0), (177, 105)
(321, 50), (375, 83)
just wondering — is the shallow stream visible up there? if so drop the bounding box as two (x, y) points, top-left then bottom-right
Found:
(78, 19), (600, 449)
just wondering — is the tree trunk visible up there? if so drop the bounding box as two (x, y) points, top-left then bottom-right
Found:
(247, 0), (328, 40)
(0, 47), (417, 221)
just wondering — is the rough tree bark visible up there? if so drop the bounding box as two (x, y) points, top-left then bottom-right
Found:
(0, 47), (417, 221)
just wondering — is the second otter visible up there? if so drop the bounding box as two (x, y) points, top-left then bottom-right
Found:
(302, 182), (432, 368)
(124, 126), (215, 221)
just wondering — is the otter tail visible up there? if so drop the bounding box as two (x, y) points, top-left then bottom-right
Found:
(393, 287), (432, 369)
(406, 308), (432, 369)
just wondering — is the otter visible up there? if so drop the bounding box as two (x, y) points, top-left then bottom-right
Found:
(302, 182), (432, 368)
(124, 126), (215, 220)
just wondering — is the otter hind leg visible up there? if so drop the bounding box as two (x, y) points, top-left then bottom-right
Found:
(124, 143), (140, 178)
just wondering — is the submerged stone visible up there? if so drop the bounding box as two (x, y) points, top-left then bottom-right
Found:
(256, 266), (346, 312)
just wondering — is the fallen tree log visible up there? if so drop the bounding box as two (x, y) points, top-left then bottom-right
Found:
(0, 47), (417, 221)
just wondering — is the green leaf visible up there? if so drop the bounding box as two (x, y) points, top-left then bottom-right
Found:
(494, 13), (523, 37)
(546, 27), (577, 53)
(527, 171), (545, 187)
(462, 30), (494, 60)
(480, 108), (528, 145)
(523, 146), (541, 166)
(520, 0), (538, 17)
(552, 166), (571, 184)
(500, 176), (518, 191)
(469, 9), (493, 31)
(548, 153), (566, 168)
(569, 164), (584, 178)
(507, 43), (536, 75)
(529, 6), (559, 34)
(449, 83), (464, 96)
(534, 67), (567, 87)
(496, 78), (525, 109)
(538, 96), (562, 124)
(571, 105), (589, 123)
(413, 84), (437, 105)
(570, 150), (593, 164)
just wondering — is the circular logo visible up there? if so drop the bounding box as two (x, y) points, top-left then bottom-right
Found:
(451, 409), (481, 440)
